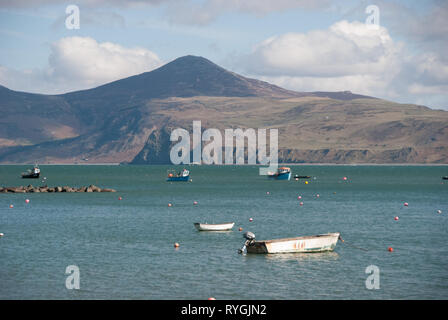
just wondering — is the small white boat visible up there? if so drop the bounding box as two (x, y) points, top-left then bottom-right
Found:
(242, 232), (340, 254)
(194, 222), (235, 231)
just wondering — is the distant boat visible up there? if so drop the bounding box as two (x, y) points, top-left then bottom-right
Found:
(167, 169), (190, 182)
(442, 176), (448, 180)
(194, 222), (235, 231)
(267, 167), (291, 180)
(294, 174), (311, 179)
(240, 232), (340, 254)
(21, 165), (40, 179)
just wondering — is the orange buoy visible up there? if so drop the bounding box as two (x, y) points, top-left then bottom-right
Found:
(388, 247), (394, 252)
(9, 204), (13, 208)
(174, 242), (180, 248)
(238, 227), (243, 231)
(394, 216), (399, 221)
(249, 218), (253, 222)
(404, 202), (409, 207)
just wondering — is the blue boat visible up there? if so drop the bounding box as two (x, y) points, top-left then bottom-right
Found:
(167, 169), (190, 182)
(267, 167), (291, 180)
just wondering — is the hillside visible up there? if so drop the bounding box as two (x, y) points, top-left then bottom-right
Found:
(0, 55), (447, 164)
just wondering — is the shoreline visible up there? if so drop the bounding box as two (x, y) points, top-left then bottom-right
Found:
(0, 163), (447, 166)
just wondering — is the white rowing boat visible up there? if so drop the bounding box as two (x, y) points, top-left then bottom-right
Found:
(194, 222), (235, 231)
(245, 232), (340, 254)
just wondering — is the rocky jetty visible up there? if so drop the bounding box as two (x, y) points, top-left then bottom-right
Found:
(0, 185), (116, 193)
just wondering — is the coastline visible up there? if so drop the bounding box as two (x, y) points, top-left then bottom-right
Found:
(0, 163), (447, 166)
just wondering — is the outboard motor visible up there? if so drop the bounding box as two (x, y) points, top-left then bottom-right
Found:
(238, 231), (256, 254)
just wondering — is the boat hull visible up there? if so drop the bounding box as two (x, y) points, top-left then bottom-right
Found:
(167, 175), (190, 182)
(268, 172), (291, 180)
(194, 222), (235, 231)
(246, 233), (340, 254)
(21, 173), (40, 179)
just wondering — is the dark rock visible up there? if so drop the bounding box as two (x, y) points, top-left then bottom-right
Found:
(0, 185), (117, 193)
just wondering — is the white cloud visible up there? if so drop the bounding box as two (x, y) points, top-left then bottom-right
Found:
(244, 20), (403, 78)
(0, 36), (162, 94)
(236, 19), (448, 109)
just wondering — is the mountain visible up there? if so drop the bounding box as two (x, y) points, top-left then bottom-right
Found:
(0, 55), (447, 164)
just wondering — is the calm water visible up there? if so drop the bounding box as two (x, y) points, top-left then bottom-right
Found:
(0, 165), (447, 300)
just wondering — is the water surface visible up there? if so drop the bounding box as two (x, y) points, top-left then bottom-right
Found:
(0, 165), (447, 299)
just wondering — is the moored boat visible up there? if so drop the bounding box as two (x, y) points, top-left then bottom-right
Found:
(267, 167), (291, 180)
(239, 232), (340, 254)
(194, 222), (235, 231)
(294, 174), (311, 179)
(21, 165), (40, 179)
(167, 168), (190, 182)
(442, 176), (448, 180)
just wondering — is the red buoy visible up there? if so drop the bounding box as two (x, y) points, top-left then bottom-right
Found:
(343, 177), (347, 181)
(9, 204), (13, 209)
(168, 203), (172, 207)
(297, 195), (302, 200)
(299, 202), (304, 206)
(394, 216), (399, 221)
(193, 201), (198, 205)
(316, 194), (320, 198)
(249, 218), (253, 222)
(404, 202), (408, 207)
(208, 297), (216, 300)
(118, 196), (122, 201)
(388, 247), (394, 252)
(25, 199), (30, 204)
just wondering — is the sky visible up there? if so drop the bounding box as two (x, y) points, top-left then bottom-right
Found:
(0, 0), (447, 110)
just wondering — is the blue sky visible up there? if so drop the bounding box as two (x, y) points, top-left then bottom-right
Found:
(0, 0), (447, 110)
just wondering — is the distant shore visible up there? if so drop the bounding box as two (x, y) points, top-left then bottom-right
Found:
(0, 163), (447, 166)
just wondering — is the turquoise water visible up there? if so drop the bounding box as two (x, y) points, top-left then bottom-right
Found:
(0, 165), (447, 300)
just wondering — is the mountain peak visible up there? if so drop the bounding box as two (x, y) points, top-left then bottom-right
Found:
(81, 55), (301, 99)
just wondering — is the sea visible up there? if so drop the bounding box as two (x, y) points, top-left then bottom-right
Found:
(0, 165), (447, 300)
